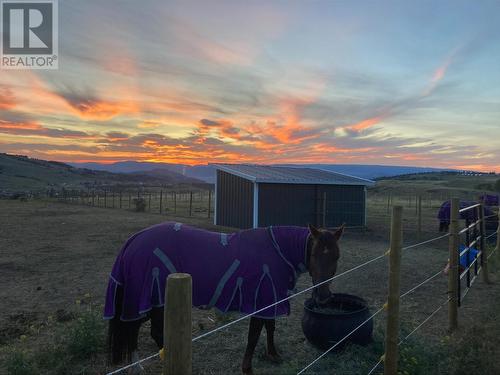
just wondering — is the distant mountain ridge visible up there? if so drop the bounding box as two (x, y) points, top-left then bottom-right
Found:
(70, 161), (453, 183)
(0, 153), (204, 193)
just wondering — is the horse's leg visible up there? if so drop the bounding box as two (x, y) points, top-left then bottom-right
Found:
(150, 307), (164, 348)
(264, 319), (282, 363)
(127, 320), (143, 375)
(242, 317), (265, 374)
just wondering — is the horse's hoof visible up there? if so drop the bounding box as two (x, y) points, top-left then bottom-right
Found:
(127, 363), (144, 375)
(128, 350), (144, 375)
(265, 351), (283, 364)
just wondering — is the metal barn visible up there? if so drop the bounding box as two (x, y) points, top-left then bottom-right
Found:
(213, 164), (374, 229)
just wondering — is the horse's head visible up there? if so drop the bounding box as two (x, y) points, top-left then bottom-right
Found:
(307, 224), (344, 305)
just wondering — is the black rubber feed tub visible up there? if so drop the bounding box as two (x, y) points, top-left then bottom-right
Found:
(302, 293), (373, 351)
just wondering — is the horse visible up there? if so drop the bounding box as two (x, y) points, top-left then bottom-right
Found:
(104, 222), (343, 374)
(437, 200), (497, 232)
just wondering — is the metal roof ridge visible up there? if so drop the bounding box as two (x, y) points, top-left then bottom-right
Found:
(313, 167), (375, 184)
(210, 163), (374, 185)
(210, 163), (258, 182)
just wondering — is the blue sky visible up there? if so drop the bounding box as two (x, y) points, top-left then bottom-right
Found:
(1, 0), (499, 171)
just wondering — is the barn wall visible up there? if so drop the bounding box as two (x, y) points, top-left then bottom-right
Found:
(322, 185), (366, 227)
(258, 183), (366, 227)
(215, 170), (254, 229)
(258, 184), (316, 227)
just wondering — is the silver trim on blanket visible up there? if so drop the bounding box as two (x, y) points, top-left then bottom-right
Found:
(208, 259), (241, 307)
(153, 248), (177, 274)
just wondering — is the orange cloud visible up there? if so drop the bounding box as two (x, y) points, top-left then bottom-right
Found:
(138, 120), (161, 129)
(346, 115), (385, 132)
(197, 118), (243, 140)
(383, 152), (431, 162)
(9, 72), (71, 115)
(455, 164), (500, 173)
(68, 99), (138, 120)
(1, 72), (140, 121)
(0, 120), (41, 131)
(0, 86), (16, 110)
(423, 46), (462, 96)
(312, 143), (374, 154)
(0, 120), (95, 139)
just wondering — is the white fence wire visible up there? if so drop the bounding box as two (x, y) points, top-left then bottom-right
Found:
(366, 297), (450, 375)
(105, 212), (493, 375)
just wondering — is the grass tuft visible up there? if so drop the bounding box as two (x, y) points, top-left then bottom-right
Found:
(6, 351), (34, 375)
(67, 310), (105, 360)
(6, 306), (105, 375)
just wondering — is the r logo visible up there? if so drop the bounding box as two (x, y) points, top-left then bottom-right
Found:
(2, 1), (53, 54)
(1, 0), (58, 69)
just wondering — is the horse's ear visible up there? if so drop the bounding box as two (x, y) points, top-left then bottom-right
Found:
(334, 224), (345, 241)
(308, 224), (320, 239)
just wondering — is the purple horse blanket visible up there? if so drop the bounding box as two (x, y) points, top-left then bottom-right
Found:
(104, 222), (310, 321)
(438, 200), (497, 232)
(437, 200), (494, 224)
(480, 194), (499, 207)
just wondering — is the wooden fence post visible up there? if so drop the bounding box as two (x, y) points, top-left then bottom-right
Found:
(322, 192), (327, 228)
(104, 190), (107, 208)
(417, 195), (422, 240)
(174, 191), (177, 214)
(189, 191), (193, 216)
(160, 190), (163, 215)
(387, 194), (391, 214)
(164, 273), (192, 375)
(384, 205), (403, 375)
(448, 198), (459, 331)
(495, 210), (500, 262)
(479, 204), (490, 284)
(207, 190), (211, 218)
(128, 193), (131, 208)
(119, 191), (122, 209)
(148, 193), (152, 212)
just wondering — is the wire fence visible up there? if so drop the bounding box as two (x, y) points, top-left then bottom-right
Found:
(298, 265), (447, 375)
(105, 227), (463, 375)
(45, 188), (500, 245)
(297, 305), (386, 375)
(52, 188), (216, 220)
(366, 297), (451, 375)
(105, 200), (499, 375)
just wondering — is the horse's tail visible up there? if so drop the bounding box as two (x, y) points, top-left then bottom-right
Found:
(108, 285), (126, 364)
(107, 286), (141, 364)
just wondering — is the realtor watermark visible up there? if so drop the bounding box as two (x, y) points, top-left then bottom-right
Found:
(1, 0), (58, 69)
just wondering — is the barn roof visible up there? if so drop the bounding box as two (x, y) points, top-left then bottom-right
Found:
(213, 164), (374, 185)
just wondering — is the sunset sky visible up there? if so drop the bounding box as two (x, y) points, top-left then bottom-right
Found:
(1, 0), (499, 171)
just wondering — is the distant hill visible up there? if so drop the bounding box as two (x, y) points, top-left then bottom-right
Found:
(0, 153), (204, 193)
(71, 161), (453, 183)
(279, 164), (451, 181)
(370, 171), (499, 199)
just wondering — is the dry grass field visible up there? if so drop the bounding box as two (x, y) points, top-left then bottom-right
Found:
(0, 198), (499, 375)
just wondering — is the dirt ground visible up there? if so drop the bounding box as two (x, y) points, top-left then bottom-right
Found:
(0, 199), (498, 374)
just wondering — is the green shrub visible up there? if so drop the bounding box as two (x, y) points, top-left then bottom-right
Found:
(6, 351), (34, 375)
(32, 345), (70, 375)
(134, 197), (146, 212)
(67, 310), (105, 360)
